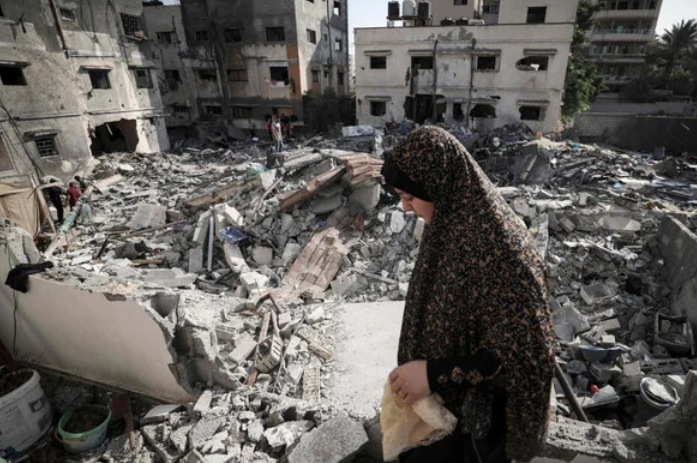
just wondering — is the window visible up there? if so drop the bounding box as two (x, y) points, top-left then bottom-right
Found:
(0, 66), (27, 86)
(334, 39), (342, 51)
(269, 66), (289, 85)
(516, 56), (549, 71)
(475, 55), (497, 71)
(60, 8), (76, 21)
(133, 68), (153, 88)
(370, 56), (387, 69)
(120, 13), (141, 36)
(205, 105), (222, 115)
(454, 0), (468, 4)
(648, 1), (656, 9)
(323, 33), (328, 42)
(88, 69), (111, 89)
(172, 104), (188, 113)
(333, 1), (341, 15)
(338, 71), (344, 85)
(165, 69), (180, 89)
(483, 2), (499, 14)
(198, 69), (217, 81)
(228, 69), (248, 81)
(411, 56), (434, 70)
(618, 2), (628, 9)
(520, 106), (543, 121)
(312, 70), (320, 83)
(470, 104), (496, 118)
(224, 28), (242, 43)
(307, 29), (317, 44)
(34, 135), (58, 158)
(453, 103), (464, 121)
(157, 32), (175, 44)
(266, 27), (286, 42)
(232, 106), (253, 118)
(195, 30), (209, 42)
(526, 7), (547, 24)
(370, 101), (387, 117)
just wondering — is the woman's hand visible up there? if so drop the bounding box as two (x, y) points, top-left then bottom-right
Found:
(389, 361), (430, 406)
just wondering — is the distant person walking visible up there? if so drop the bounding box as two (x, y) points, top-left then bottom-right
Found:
(272, 115), (285, 153)
(249, 119), (257, 139)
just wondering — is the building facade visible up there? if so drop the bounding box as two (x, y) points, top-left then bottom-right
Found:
(586, 0), (664, 95)
(0, 0), (169, 185)
(355, 0), (579, 133)
(176, 0), (349, 131)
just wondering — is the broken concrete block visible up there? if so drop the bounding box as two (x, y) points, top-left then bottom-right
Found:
(259, 169), (277, 190)
(559, 217), (576, 233)
(248, 420), (264, 443)
(311, 194), (343, 214)
(553, 305), (590, 342)
(142, 268), (198, 288)
(142, 404), (184, 425)
(302, 365), (321, 402)
(331, 273), (358, 297)
(252, 246), (273, 266)
(190, 416), (226, 450)
(511, 197), (537, 219)
(264, 420), (314, 452)
(306, 306), (325, 325)
(224, 243), (248, 274)
(287, 416), (369, 463)
(285, 336), (301, 360)
(129, 203), (167, 231)
(256, 335), (283, 373)
(142, 424), (183, 463)
(193, 390), (214, 416)
(601, 215), (641, 233)
(229, 334), (257, 365)
(390, 211), (406, 234)
(218, 204), (244, 228)
(169, 423), (194, 454)
(189, 247), (205, 274)
(580, 283), (617, 305)
(193, 211), (212, 245)
(239, 271), (269, 294)
(281, 242), (303, 265)
(349, 182), (381, 213)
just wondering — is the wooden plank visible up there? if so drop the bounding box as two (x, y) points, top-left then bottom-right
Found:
(280, 167), (345, 212)
(184, 178), (259, 208)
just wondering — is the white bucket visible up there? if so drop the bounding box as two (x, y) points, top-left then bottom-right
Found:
(0, 370), (53, 461)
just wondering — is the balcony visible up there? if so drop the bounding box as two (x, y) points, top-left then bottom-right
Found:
(590, 29), (654, 42)
(599, 74), (638, 84)
(594, 9), (660, 21)
(590, 53), (646, 64)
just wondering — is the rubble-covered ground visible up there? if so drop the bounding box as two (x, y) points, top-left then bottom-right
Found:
(16, 123), (697, 462)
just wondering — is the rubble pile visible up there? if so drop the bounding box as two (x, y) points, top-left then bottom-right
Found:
(15, 123), (697, 462)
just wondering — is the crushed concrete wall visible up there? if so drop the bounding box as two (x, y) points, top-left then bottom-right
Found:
(658, 217), (697, 333)
(0, 244), (192, 403)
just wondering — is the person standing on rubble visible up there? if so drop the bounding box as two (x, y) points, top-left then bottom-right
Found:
(381, 126), (555, 463)
(43, 178), (64, 224)
(272, 114), (285, 153)
(66, 181), (81, 211)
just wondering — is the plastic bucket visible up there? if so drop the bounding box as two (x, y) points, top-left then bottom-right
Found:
(0, 369), (53, 461)
(57, 405), (111, 453)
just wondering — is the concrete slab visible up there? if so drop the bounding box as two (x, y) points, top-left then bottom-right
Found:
(326, 302), (404, 418)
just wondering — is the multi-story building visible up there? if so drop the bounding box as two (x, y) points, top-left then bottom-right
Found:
(176, 0), (350, 131)
(0, 0), (169, 185)
(356, 0), (580, 133)
(586, 0), (664, 95)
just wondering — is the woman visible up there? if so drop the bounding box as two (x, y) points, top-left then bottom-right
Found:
(381, 127), (555, 463)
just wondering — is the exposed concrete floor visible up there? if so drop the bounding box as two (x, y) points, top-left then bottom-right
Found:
(327, 302), (404, 418)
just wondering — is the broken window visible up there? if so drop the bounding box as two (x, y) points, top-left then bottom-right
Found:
(133, 68), (153, 89)
(411, 56), (434, 70)
(195, 30), (209, 42)
(172, 104), (188, 113)
(269, 66), (289, 86)
(224, 28), (242, 43)
(618, 1), (628, 9)
(34, 135), (59, 158)
(370, 56), (387, 69)
(454, 0), (468, 5)
(205, 105), (222, 115)
(453, 103), (464, 121)
(307, 0), (314, 2)
(266, 27), (286, 43)
(333, 1), (341, 15)
(0, 136), (14, 172)
(164, 69), (180, 89)
(516, 56), (549, 71)
(60, 8), (76, 21)
(519, 106), (543, 121)
(232, 106), (253, 118)
(88, 69), (111, 89)
(338, 71), (344, 85)
(470, 104), (496, 118)
(157, 31), (175, 44)
(228, 69), (248, 82)
(526, 7), (547, 24)
(334, 39), (342, 51)
(370, 101), (387, 117)
(0, 65), (27, 86)
(198, 69), (217, 82)
(312, 70), (320, 83)
(120, 13), (141, 37)
(475, 55), (498, 71)
(307, 29), (317, 44)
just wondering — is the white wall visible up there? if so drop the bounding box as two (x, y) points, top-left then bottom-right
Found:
(498, 0), (578, 24)
(431, 0), (483, 24)
(0, 246), (192, 403)
(355, 21), (575, 132)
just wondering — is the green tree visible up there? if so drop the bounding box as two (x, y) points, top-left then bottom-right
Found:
(562, 0), (605, 121)
(658, 19), (697, 85)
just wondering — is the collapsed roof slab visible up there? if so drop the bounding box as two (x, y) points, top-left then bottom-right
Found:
(0, 245), (193, 403)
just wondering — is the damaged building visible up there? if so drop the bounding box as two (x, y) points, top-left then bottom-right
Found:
(0, 0), (169, 183)
(354, 0), (578, 132)
(146, 0), (351, 133)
